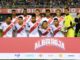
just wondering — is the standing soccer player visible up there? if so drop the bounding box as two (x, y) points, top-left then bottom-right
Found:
(0, 16), (15, 37)
(15, 17), (27, 37)
(38, 21), (52, 37)
(64, 8), (75, 37)
(35, 9), (42, 22)
(51, 18), (64, 37)
(75, 13), (80, 37)
(11, 10), (18, 24)
(26, 15), (40, 37)
(54, 9), (64, 25)
(18, 9), (32, 23)
(40, 9), (53, 25)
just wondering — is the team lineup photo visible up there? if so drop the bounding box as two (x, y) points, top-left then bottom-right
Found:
(0, 0), (80, 59)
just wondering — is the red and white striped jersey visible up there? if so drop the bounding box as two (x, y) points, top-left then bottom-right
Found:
(26, 21), (39, 37)
(54, 16), (64, 25)
(0, 22), (15, 37)
(14, 23), (27, 37)
(40, 17), (53, 25)
(50, 24), (64, 37)
(38, 26), (52, 37)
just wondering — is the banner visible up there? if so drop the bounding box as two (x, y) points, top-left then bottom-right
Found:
(0, 37), (80, 53)
(0, 8), (80, 14)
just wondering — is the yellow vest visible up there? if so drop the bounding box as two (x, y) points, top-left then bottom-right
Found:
(64, 14), (74, 27)
(64, 14), (75, 37)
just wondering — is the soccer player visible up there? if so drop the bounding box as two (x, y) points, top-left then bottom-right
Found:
(38, 21), (52, 37)
(14, 17), (27, 37)
(40, 9), (53, 25)
(54, 9), (64, 25)
(64, 8), (75, 37)
(26, 14), (40, 37)
(0, 16), (15, 37)
(18, 9), (32, 23)
(11, 10), (18, 24)
(35, 9), (42, 22)
(51, 18), (64, 37)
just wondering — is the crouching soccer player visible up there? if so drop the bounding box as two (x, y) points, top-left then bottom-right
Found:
(51, 18), (65, 37)
(38, 21), (52, 37)
(0, 16), (15, 37)
(14, 17), (27, 37)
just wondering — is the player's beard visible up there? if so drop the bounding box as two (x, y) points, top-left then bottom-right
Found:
(55, 24), (59, 27)
(46, 15), (50, 18)
(24, 14), (26, 16)
(6, 21), (11, 25)
(32, 20), (36, 23)
(42, 26), (47, 29)
(23, 13), (27, 16)
(19, 22), (23, 25)
(65, 13), (69, 16)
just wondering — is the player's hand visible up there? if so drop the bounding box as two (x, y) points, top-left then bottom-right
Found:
(75, 22), (78, 24)
(64, 27), (68, 30)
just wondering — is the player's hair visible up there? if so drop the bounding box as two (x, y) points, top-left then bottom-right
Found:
(46, 9), (50, 12)
(43, 21), (47, 23)
(65, 8), (69, 11)
(12, 10), (16, 12)
(24, 8), (27, 11)
(42, 21), (48, 26)
(35, 9), (40, 12)
(54, 18), (58, 21)
(6, 15), (12, 20)
(19, 16), (23, 19)
(32, 14), (36, 17)
(77, 13), (80, 15)
(56, 9), (61, 12)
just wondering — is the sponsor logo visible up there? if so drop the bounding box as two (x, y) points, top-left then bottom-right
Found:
(48, 54), (54, 57)
(39, 54), (43, 57)
(25, 54), (34, 57)
(14, 53), (20, 58)
(68, 55), (75, 57)
(59, 54), (63, 58)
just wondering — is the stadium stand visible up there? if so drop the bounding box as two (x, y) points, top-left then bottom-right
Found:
(0, 0), (80, 8)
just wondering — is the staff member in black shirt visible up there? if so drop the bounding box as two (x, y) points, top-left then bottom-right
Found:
(75, 13), (80, 37)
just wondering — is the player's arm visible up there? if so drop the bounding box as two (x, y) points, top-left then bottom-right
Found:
(26, 23), (30, 31)
(12, 30), (15, 37)
(70, 15), (76, 27)
(75, 18), (78, 24)
(38, 27), (42, 35)
(50, 28), (54, 37)
(0, 24), (3, 37)
(12, 25), (16, 37)
(0, 29), (3, 37)
(49, 25), (54, 37)
(61, 30), (65, 36)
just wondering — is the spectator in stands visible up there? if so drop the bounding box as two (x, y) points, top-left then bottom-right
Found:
(12, 0), (17, 8)
(0, 0), (80, 8)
